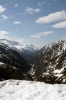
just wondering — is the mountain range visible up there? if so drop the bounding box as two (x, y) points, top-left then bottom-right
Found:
(0, 39), (38, 61)
(0, 38), (66, 84)
(0, 42), (33, 81)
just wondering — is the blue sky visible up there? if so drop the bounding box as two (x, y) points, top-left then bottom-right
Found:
(0, 0), (66, 48)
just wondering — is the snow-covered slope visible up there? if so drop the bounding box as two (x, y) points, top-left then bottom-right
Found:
(0, 39), (38, 51)
(0, 80), (66, 100)
(30, 38), (66, 83)
(0, 39), (38, 61)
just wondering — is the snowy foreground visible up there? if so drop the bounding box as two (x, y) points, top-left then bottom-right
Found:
(0, 80), (66, 100)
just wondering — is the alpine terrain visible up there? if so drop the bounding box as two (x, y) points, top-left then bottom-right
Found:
(0, 42), (33, 81)
(0, 39), (38, 62)
(30, 38), (66, 84)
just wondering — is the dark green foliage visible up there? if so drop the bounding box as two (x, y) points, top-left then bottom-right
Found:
(0, 63), (33, 81)
(0, 64), (24, 80)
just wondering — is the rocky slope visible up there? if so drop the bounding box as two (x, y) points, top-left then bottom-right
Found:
(0, 42), (33, 81)
(30, 38), (66, 84)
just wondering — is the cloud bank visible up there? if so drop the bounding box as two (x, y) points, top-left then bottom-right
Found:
(0, 5), (6, 13)
(52, 21), (66, 28)
(14, 4), (18, 7)
(35, 10), (66, 24)
(1, 15), (9, 20)
(13, 21), (21, 24)
(0, 31), (9, 39)
(30, 31), (53, 38)
(24, 7), (41, 14)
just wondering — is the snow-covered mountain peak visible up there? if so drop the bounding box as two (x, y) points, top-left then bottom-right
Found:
(0, 39), (19, 46)
(0, 39), (38, 51)
(29, 44), (38, 50)
(0, 39), (39, 61)
(43, 38), (66, 50)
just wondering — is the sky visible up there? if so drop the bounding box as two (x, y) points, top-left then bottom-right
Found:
(0, 0), (66, 48)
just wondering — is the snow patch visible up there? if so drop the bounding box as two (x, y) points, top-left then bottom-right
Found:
(0, 62), (4, 65)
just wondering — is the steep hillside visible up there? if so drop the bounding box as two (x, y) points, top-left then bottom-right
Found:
(30, 38), (66, 84)
(0, 42), (33, 81)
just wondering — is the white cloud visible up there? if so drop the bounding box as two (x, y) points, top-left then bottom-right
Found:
(24, 7), (41, 14)
(38, 31), (53, 35)
(13, 21), (21, 24)
(0, 31), (18, 40)
(14, 4), (18, 7)
(52, 21), (66, 28)
(0, 31), (10, 39)
(0, 5), (6, 13)
(35, 10), (66, 24)
(30, 31), (53, 38)
(38, 1), (46, 6)
(30, 34), (41, 38)
(1, 15), (9, 20)
(0, 31), (9, 35)
(15, 39), (25, 43)
(0, 31), (25, 44)
(38, 3), (42, 6)
(34, 9), (41, 13)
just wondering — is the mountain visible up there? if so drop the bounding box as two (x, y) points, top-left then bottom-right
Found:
(30, 38), (66, 84)
(0, 42), (33, 81)
(0, 39), (38, 61)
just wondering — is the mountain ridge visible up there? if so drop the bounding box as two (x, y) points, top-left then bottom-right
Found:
(0, 39), (38, 61)
(0, 42), (33, 81)
(29, 38), (66, 84)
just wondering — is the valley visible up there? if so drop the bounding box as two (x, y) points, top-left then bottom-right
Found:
(0, 38), (66, 84)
